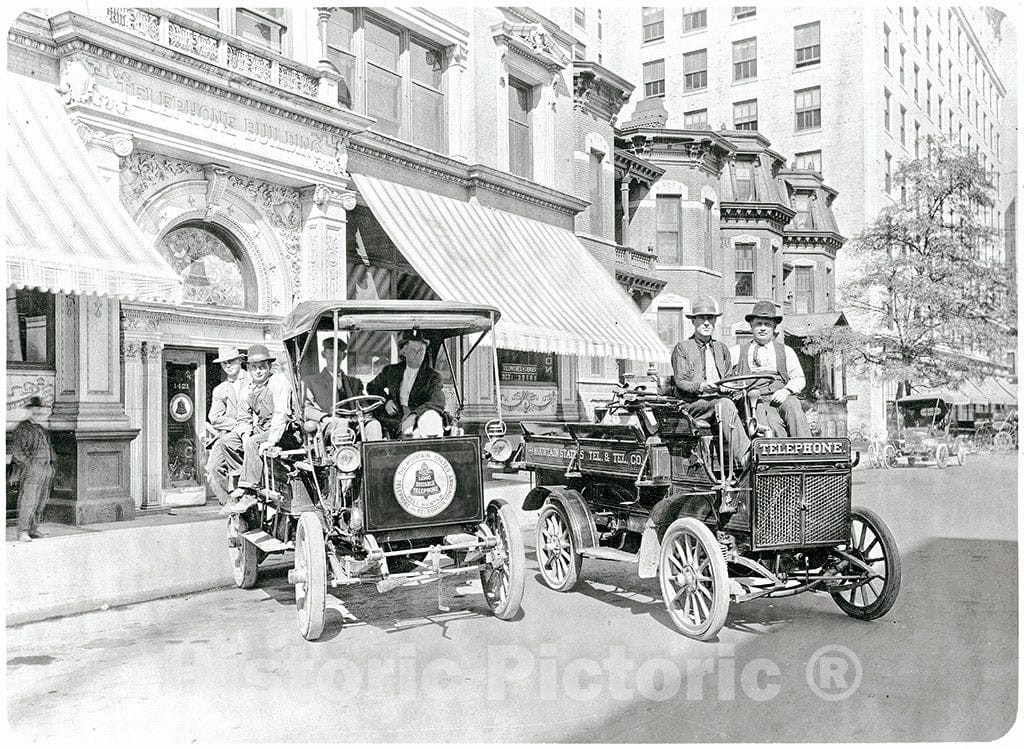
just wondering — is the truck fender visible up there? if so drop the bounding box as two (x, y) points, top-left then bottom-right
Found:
(638, 490), (717, 579)
(524, 485), (598, 550)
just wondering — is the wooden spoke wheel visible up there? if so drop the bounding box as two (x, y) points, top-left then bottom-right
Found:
(227, 514), (259, 589)
(658, 518), (729, 641)
(294, 511), (327, 641)
(535, 503), (582, 592)
(881, 444), (898, 469)
(956, 442), (967, 465)
(480, 502), (525, 620)
(831, 507), (901, 620)
(935, 444), (949, 469)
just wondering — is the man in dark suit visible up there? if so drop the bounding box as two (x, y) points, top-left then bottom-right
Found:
(367, 331), (447, 438)
(305, 337), (382, 441)
(9, 397), (54, 542)
(670, 296), (750, 466)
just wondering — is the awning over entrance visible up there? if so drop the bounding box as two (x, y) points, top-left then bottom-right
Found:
(351, 173), (670, 363)
(5, 75), (182, 304)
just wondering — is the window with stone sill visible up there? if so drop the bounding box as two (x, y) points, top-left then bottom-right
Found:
(684, 49), (707, 91)
(656, 307), (686, 347)
(325, 9), (446, 153)
(656, 195), (683, 265)
(683, 8), (707, 32)
(794, 22), (820, 68)
(684, 108), (708, 128)
(644, 59), (666, 98)
(733, 99), (757, 130)
(733, 38), (757, 81)
(642, 7), (665, 42)
(794, 86), (821, 131)
(6, 288), (55, 368)
(734, 243), (755, 297)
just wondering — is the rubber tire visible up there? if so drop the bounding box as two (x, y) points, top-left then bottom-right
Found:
(831, 506), (902, 620)
(956, 443), (966, 466)
(994, 432), (1013, 452)
(935, 444), (948, 469)
(658, 517), (730, 641)
(480, 502), (526, 620)
(227, 515), (259, 589)
(882, 444), (898, 469)
(295, 511), (327, 641)
(535, 502), (583, 592)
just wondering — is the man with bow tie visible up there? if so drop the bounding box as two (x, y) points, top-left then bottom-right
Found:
(729, 300), (810, 438)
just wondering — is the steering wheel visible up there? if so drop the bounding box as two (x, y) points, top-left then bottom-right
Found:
(714, 373), (775, 396)
(333, 394), (386, 418)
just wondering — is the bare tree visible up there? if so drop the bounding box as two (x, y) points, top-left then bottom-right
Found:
(806, 139), (1015, 396)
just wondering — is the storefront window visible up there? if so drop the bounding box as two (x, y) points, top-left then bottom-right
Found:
(6, 288), (55, 367)
(498, 350), (556, 384)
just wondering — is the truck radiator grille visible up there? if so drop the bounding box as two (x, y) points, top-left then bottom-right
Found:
(752, 471), (850, 550)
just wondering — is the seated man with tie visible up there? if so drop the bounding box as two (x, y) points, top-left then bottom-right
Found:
(304, 336), (382, 441)
(669, 296), (750, 467)
(729, 300), (811, 438)
(367, 331), (447, 438)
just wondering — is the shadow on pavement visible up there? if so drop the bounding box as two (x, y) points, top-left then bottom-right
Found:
(563, 535), (1018, 742)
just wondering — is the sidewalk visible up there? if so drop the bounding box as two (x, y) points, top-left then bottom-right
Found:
(5, 474), (536, 627)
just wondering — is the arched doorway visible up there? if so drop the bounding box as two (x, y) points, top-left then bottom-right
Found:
(157, 223), (256, 311)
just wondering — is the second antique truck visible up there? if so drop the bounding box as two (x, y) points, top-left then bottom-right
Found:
(510, 374), (901, 640)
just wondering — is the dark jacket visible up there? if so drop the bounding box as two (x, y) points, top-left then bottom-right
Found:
(670, 337), (732, 399)
(305, 368), (365, 414)
(367, 362), (446, 418)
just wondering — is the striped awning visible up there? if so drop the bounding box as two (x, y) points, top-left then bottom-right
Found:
(352, 173), (670, 363)
(5, 75), (181, 304)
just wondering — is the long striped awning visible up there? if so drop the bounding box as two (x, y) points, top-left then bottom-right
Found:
(5, 75), (181, 303)
(352, 173), (670, 363)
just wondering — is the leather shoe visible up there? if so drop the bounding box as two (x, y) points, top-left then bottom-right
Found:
(18, 532), (32, 543)
(29, 529), (45, 539)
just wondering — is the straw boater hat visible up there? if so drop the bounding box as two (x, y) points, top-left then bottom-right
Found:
(685, 296), (723, 319)
(213, 346), (246, 363)
(25, 396), (48, 410)
(744, 300), (784, 325)
(245, 343), (275, 364)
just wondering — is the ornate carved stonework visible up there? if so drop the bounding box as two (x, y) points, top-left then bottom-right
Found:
(57, 58), (97, 105)
(120, 151), (203, 202)
(449, 43), (468, 68)
(167, 22), (218, 61)
(6, 372), (56, 409)
(106, 8), (160, 41)
(121, 340), (143, 361)
(228, 174), (302, 291)
(226, 46), (272, 82)
(158, 226), (246, 308)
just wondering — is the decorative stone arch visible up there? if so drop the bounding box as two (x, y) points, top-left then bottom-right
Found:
(584, 131), (610, 157)
(652, 179), (689, 200)
(130, 175), (292, 314)
(646, 291), (692, 345)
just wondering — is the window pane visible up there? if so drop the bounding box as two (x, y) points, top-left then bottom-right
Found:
(327, 8), (354, 51)
(683, 8), (707, 31)
(410, 39), (443, 88)
(365, 20), (400, 71)
(7, 289), (54, 365)
(657, 309), (683, 346)
(326, 48), (355, 107)
(656, 195), (681, 263)
(795, 21), (820, 66)
(235, 9), (284, 52)
(509, 80), (532, 179)
(411, 84), (444, 152)
(733, 37), (756, 80)
(734, 99), (757, 129)
(795, 150), (821, 171)
(684, 108), (708, 128)
(643, 59), (665, 98)
(366, 65), (401, 135)
(643, 7), (665, 41)
(733, 7), (756, 19)
(684, 49), (707, 90)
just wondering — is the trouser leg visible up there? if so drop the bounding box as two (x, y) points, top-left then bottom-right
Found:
(205, 432), (243, 503)
(238, 431), (270, 489)
(757, 401), (788, 437)
(779, 397), (811, 438)
(717, 398), (750, 465)
(17, 463), (50, 534)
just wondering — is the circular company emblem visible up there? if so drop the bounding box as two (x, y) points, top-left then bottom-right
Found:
(393, 450), (457, 518)
(168, 393), (194, 423)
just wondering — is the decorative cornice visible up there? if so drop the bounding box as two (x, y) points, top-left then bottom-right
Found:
(572, 62), (633, 122)
(783, 230), (846, 253)
(614, 148), (665, 185)
(491, 21), (569, 75)
(719, 201), (797, 233)
(615, 269), (667, 296)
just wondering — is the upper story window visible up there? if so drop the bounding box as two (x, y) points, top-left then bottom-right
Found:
(899, 45), (905, 84)
(795, 86), (821, 131)
(643, 7), (665, 42)
(795, 22), (820, 68)
(683, 8), (707, 32)
(6, 289), (55, 368)
(588, 150), (605, 237)
(795, 150), (822, 172)
(884, 151), (892, 193)
(883, 24), (890, 68)
(734, 162), (756, 200)
(733, 37), (757, 81)
(925, 27), (931, 61)
(794, 266), (815, 313)
(884, 87), (891, 130)
(792, 194), (815, 230)
(508, 78), (533, 179)
(656, 195), (683, 264)
(734, 243), (755, 297)
(684, 108), (709, 128)
(733, 7), (756, 20)
(236, 8), (287, 53)
(733, 99), (758, 130)
(574, 7), (586, 28)
(643, 59), (666, 98)
(326, 10), (446, 152)
(684, 49), (708, 91)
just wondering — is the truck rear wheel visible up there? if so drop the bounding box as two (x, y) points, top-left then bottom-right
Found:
(659, 518), (729, 641)
(227, 515), (259, 589)
(536, 502), (583, 592)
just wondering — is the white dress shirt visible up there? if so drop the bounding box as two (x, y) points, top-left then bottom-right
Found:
(728, 340), (806, 396)
(399, 365), (419, 413)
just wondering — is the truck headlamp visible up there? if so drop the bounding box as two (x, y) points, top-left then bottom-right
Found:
(486, 437), (514, 462)
(335, 444), (361, 472)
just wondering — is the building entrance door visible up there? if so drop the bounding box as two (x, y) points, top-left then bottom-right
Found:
(161, 347), (218, 506)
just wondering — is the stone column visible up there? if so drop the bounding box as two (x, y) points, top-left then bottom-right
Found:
(121, 336), (146, 508)
(620, 179), (631, 247)
(298, 184), (356, 301)
(49, 294), (138, 524)
(447, 43), (469, 162)
(73, 121), (134, 199)
(141, 340), (165, 507)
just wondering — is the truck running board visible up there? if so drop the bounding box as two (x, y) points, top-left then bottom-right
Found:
(241, 530), (290, 554)
(579, 546), (638, 564)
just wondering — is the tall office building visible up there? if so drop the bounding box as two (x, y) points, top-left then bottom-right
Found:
(601, 4), (1012, 431)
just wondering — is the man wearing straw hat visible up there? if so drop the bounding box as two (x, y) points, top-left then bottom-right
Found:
(204, 346), (251, 505)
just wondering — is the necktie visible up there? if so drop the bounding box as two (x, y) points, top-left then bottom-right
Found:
(753, 344), (764, 367)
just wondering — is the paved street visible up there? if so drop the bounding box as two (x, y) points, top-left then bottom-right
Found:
(6, 454), (1017, 742)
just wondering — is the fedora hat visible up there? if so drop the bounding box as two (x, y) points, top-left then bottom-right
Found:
(685, 296), (723, 319)
(399, 330), (429, 348)
(245, 343), (275, 364)
(320, 337), (349, 353)
(744, 300), (783, 325)
(213, 346), (246, 363)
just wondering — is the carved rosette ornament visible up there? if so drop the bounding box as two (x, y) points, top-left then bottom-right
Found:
(228, 174), (303, 293)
